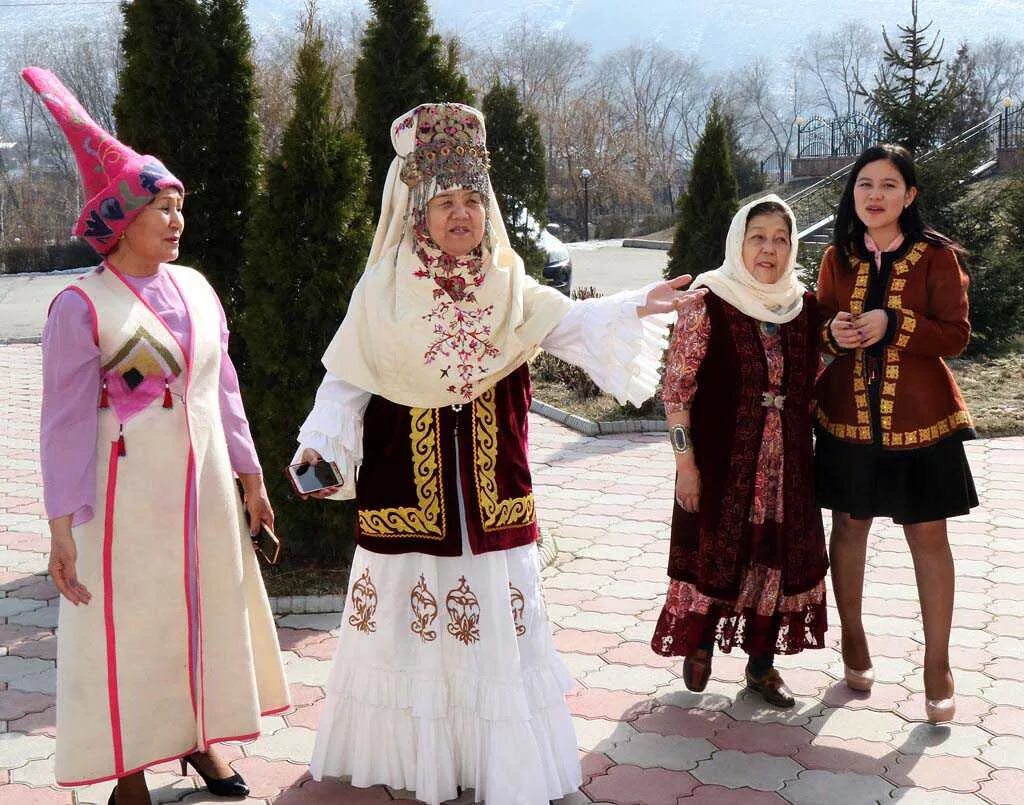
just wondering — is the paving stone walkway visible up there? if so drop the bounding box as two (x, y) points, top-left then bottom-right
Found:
(1, 342), (1023, 804)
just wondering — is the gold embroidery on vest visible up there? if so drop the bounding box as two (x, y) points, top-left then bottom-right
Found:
(878, 242), (927, 446)
(471, 387), (536, 531)
(445, 576), (480, 645)
(509, 583), (526, 637)
(358, 408), (446, 539)
(348, 567), (378, 634)
(410, 574), (438, 642)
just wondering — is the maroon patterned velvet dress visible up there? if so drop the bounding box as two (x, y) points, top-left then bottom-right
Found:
(651, 289), (829, 658)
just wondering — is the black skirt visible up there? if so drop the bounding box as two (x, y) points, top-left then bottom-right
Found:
(814, 428), (979, 525)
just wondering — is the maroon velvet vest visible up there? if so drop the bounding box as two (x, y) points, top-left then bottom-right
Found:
(355, 363), (538, 556)
(667, 291), (827, 598)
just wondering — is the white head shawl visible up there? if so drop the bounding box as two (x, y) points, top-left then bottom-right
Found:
(321, 103), (571, 408)
(690, 194), (805, 324)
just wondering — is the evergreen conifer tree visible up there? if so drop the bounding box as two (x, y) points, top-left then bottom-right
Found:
(239, 13), (374, 566)
(200, 0), (261, 321)
(481, 82), (548, 280)
(863, 0), (962, 154)
(114, 0), (259, 323)
(666, 100), (738, 281)
(114, 0), (216, 271)
(354, 0), (474, 208)
(724, 112), (765, 198)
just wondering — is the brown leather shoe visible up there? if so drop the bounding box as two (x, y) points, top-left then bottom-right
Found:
(683, 649), (712, 692)
(745, 667), (796, 709)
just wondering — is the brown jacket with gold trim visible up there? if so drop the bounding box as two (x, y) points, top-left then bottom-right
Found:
(814, 240), (973, 450)
(355, 363), (538, 556)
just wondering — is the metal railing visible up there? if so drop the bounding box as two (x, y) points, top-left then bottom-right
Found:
(998, 104), (1024, 149)
(796, 114), (885, 159)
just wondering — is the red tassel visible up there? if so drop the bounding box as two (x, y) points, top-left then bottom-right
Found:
(117, 426), (126, 457)
(99, 381), (109, 409)
(163, 382), (173, 408)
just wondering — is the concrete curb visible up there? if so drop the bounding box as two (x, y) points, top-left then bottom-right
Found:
(622, 238), (670, 251)
(0, 337), (42, 345)
(530, 398), (667, 436)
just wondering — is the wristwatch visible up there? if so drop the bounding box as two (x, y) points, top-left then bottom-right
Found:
(670, 424), (691, 454)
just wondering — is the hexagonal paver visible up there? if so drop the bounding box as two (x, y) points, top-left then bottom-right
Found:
(566, 687), (655, 722)
(581, 663), (675, 694)
(244, 726), (317, 763)
(978, 769), (1024, 805)
(0, 785), (72, 804)
(807, 707), (906, 742)
(779, 769), (895, 805)
(572, 717), (638, 754)
(605, 732), (714, 771)
(0, 733), (56, 769)
(792, 736), (892, 776)
(691, 749), (802, 791)
(883, 753), (991, 792)
(980, 734), (1024, 770)
(894, 722), (995, 758)
(711, 721), (813, 756)
(556, 612), (639, 633)
(584, 764), (698, 804)
(887, 790), (988, 805)
(280, 655), (329, 687)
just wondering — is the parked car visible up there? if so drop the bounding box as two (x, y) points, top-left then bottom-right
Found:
(517, 209), (572, 295)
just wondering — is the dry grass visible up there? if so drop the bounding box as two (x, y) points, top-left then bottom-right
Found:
(534, 352), (1024, 437)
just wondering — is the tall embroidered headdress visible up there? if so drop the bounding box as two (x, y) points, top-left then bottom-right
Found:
(21, 66), (184, 255)
(320, 103), (571, 408)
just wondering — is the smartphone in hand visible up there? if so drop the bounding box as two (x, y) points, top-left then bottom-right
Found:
(286, 459), (343, 497)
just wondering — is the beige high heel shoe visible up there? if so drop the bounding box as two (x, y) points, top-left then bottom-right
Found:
(925, 696), (956, 724)
(844, 665), (875, 692)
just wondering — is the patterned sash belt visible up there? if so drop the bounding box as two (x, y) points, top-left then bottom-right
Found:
(761, 391), (786, 410)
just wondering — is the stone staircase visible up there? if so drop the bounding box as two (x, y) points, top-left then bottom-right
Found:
(786, 106), (1020, 248)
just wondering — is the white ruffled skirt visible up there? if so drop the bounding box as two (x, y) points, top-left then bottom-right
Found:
(310, 538), (582, 805)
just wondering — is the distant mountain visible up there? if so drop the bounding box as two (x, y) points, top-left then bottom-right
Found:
(2, 0), (1022, 73)
(246, 0), (1024, 71)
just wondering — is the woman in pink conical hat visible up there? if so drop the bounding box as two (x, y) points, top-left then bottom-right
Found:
(26, 66), (290, 805)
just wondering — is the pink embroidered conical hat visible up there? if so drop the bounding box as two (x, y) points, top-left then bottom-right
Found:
(21, 66), (184, 255)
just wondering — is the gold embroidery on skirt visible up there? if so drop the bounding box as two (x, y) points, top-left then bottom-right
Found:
(445, 576), (481, 645)
(410, 574), (438, 642)
(348, 567), (378, 634)
(509, 583), (526, 636)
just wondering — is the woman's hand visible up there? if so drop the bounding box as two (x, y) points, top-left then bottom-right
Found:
(238, 473), (274, 536)
(297, 448), (341, 500)
(674, 460), (701, 513)
(829, 311), (861, 350)
(852, 309), (888, 348)
(637, 274), (693, 317)
(48, 517), (91, 605)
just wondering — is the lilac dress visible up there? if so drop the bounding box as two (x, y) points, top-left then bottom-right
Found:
(40, 266), (260, 525)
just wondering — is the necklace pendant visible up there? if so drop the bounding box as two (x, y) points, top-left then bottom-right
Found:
(759, 321), (779, 337)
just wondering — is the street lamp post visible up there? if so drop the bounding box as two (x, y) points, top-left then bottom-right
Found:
(580, 168), (592, 241)
(1001, 97), (1016, 149)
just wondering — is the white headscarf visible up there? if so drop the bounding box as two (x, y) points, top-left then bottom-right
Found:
(321, 104), (571, 408)
(689, 194), (805, 324)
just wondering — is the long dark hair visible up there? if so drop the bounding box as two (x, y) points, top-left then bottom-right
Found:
(832, 143), (960, 265)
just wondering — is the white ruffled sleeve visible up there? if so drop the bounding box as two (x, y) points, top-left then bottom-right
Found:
(294, 372), (371, 500)
(540, 282), (672, 407)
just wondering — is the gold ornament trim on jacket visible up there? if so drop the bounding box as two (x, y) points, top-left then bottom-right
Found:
(815, 241), (955, 446)
(472, 386), (536, 531)
(357, 408), (446, 538)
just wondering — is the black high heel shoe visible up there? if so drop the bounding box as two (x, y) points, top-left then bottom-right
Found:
(180, 752), (250, 797)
